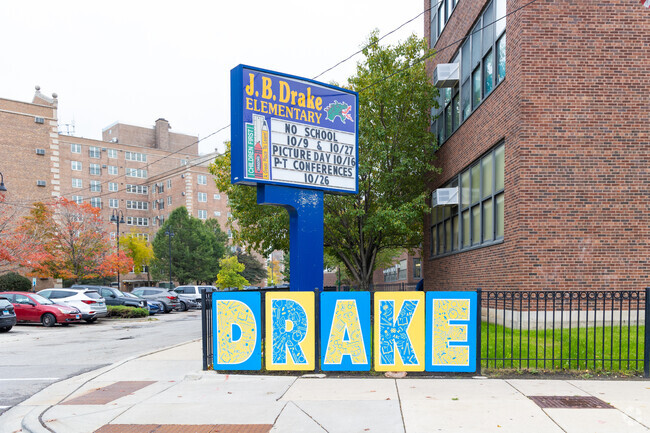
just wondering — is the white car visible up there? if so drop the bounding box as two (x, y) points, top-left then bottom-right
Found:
(173, 285), (216, 307)
(38, 288), (108, 323)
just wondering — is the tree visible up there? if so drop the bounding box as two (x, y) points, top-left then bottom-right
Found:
(215, 256), (249, 290)
(0, 272), (31, 291)
(236, 252), (266, 285)
(120, 233), (154, 281)
(151, 207), (226, 285)
(17, 198), (133, 282)
(210, 32), (438, 290)
(0, 194), (32, 273)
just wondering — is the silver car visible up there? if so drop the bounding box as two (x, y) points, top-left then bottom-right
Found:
(38, 288), (108, 323)
(131, 288), (181, 313)
(173, 285), (216, 308)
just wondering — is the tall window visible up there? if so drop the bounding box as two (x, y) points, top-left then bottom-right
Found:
(72, 178), (82, 188)
(107, 149), (117, 158)
(413, 258), (422, 279)
(431, 142), (504, 256)
(197, 175), (207, 185)
(89, 146), (101, 158)
(431, 0), (506, 146)
(198, 210), (207, 220)
(90, 180), (102, 192)
(109, 199), (118, 208)
(71, 143), (81, 153)
(108, 182), (118, 192)
(90, 197), (102, 209)
(108, 165), (118, 175)
(430, 0), (459, 46)
(89, 163), (101, 175)
(198, 192), (207, 202)
(71, 161), (82, 171)
(167, 179), (172, 189)
(72, 195), (83, 204)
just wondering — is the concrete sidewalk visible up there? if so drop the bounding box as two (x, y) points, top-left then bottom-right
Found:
(1, 341), (648, 433)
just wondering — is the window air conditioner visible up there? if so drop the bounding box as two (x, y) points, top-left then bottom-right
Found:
(35, 149), (45, 155)
(433, 63), (459, 88)
(36, 180), (46, 187)
(102, 165), (107, 168)
(431, 187), (459, 207)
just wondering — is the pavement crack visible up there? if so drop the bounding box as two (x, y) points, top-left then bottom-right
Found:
(292, 401), (330, 432)
(393, 379), (407, 433)
(275, 376), (299, 401)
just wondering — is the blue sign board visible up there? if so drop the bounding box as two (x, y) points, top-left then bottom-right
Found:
(231, 65), (359, 194)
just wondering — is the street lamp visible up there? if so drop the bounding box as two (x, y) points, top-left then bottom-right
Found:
(165, 230), (174, 289)
(0, 172), (7, 192)
(110, 210), (125, 289)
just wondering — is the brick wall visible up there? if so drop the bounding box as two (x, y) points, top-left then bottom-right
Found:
(423, 0), (650, 292)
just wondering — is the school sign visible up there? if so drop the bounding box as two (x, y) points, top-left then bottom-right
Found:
(213, 290), (478, 372)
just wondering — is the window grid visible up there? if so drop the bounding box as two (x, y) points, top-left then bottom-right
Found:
(198, 192), (207, 202)
(90, 181), (102, 193)
(431, 142), (504, 257)
(108, 182), (118, 192)
(89, 146), (101, 158)
(72, 178), (82, 188)
(71, 161), (82, 171)
(197, 175), (207, 185)
(71, 143), (81, 154)
(107, 149), (118, 158)
(126, 184), (148, 195)
(89, 163), (101, 176)
(108, 165), (118, 175)
(109, 199), (119, 209)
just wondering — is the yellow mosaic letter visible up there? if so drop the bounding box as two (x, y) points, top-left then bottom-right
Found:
(216, 300), (257, 365)
(324, 299), (367, 365)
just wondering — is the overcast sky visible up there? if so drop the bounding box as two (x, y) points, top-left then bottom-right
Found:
(0, 1), (423, 155)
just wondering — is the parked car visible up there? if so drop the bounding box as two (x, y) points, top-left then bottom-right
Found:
(0, 291), (81, 327)
(80, 286), (147, 309)
(173, 285), (217, 307)
(38, 288), (108, 323)
(131, 288), (181, 313)
(122, 292), (161, 315)
(0, 297), (17, 332)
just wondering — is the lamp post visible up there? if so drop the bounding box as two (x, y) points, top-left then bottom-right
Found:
(110, 210), (125, 289)
(0, 172), (7, 192)
(165, 230), (174, 289)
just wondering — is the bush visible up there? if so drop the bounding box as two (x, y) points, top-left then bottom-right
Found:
(0, 272), (32, 291)
(106, 305), (149, 318)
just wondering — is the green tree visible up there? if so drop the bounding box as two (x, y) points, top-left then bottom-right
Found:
(215, 256), (249, 290)
(151, 207), (226, 285)
(210, 32), (438, 290)
(236, 252), (266, 285)
(120, 233), (154, 281)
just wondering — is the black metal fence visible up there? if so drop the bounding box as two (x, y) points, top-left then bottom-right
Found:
(201, 287), (649, 377)
(478, 288), (649, 376)
(324, 282), (417, 291)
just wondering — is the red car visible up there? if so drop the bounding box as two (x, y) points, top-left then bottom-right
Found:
(0, 292), (81, 327)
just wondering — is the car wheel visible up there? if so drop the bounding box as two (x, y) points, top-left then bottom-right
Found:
(61, 323), (70, 327)
(180, 301), (188, 312)
(41, 313), (56, 327)
(162, 303), (170, 313)
(85, 317), (97, 323)
(0, 326), (11, 332)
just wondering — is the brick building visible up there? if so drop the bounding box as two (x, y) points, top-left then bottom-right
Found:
(423, 0), (649, 291)
(0, 88), (235, 289)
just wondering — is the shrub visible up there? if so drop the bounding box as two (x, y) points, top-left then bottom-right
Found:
(0, 272), (32, 291)
(106, 305), (149, 318)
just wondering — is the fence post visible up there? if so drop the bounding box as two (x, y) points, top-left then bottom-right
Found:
(640, 287), (650, 378)
(201, 288), (209, 371)
(476, 288), (482, 376)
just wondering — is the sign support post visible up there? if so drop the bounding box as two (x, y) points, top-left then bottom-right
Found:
(257, 184), (323, 292)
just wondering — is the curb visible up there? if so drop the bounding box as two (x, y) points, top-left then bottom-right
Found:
(20, 338), (201, 433)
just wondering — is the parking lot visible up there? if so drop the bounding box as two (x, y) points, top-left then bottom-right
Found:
(0, 309), (201, 415)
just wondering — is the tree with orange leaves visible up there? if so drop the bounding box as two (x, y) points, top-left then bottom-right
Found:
(18, 198), (133, 283)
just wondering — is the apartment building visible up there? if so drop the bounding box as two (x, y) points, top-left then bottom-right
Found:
(423, 0), (649, 291)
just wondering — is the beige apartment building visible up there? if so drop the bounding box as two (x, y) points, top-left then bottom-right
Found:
(0, 87), (235, 289)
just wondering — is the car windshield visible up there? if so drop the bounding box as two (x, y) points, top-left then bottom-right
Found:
(31, 293), (54, 305)
(123, 292), (139, 299)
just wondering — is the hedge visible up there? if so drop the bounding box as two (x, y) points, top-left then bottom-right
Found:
(106, 305), (149, 318)
(0, 272), (31, 291)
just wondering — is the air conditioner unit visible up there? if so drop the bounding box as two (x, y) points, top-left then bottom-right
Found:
(35, 149), (45, 155)
(102, 147), (107, 152)
(34, 117), (44, 124)
(433, 63), (460, 88)
(102, 164), (107, 169)
(432, 187), (459, 207)
(36, 180), (46, 187)
(110, 138), (118, 143)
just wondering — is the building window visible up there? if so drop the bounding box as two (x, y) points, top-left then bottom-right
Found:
(71, 161), (82, 171)
(430, 0), (459, 46)
(197, 175), (207, 185)
(180, 159), (187, 166)
(89, 163), (101, 175)
(198, 192), (207, 202)
(90, 197), (102, 209)
(126, 200), (148, 210)
(413, 258), (421, 279)
(72, 178), (82, 188)
(198, 210), (207, 220)
(108, 182), (118, 192)
(227, 212), (233, 218)
(109, 198), (118, 208)
(107, 148), (117, 158)
(89, 146), (101, 158)
(431, 142), (504, 257)
(432, 0), (506, 145)
(108, 165), (118, 175)
(72, 195), (83, 204)
(90, 180), (101, 192)
(227, 229), (233, 239)
(126, 168), (147, 178)
(127, 217), (149, 226)
(214, 193), (221, 200)
(167, 179), (172, 189)
(71, 143), (81, 154)
(126, 184), (148, 195)
(167, 196), (172, 205)
(125, 151), (147, 162)
(214, 211), (221, 217)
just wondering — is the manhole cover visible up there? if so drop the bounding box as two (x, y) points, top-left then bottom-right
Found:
(528, 396), (613, 409)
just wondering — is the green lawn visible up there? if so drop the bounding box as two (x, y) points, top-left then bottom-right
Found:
(480, 323), (646, 372)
